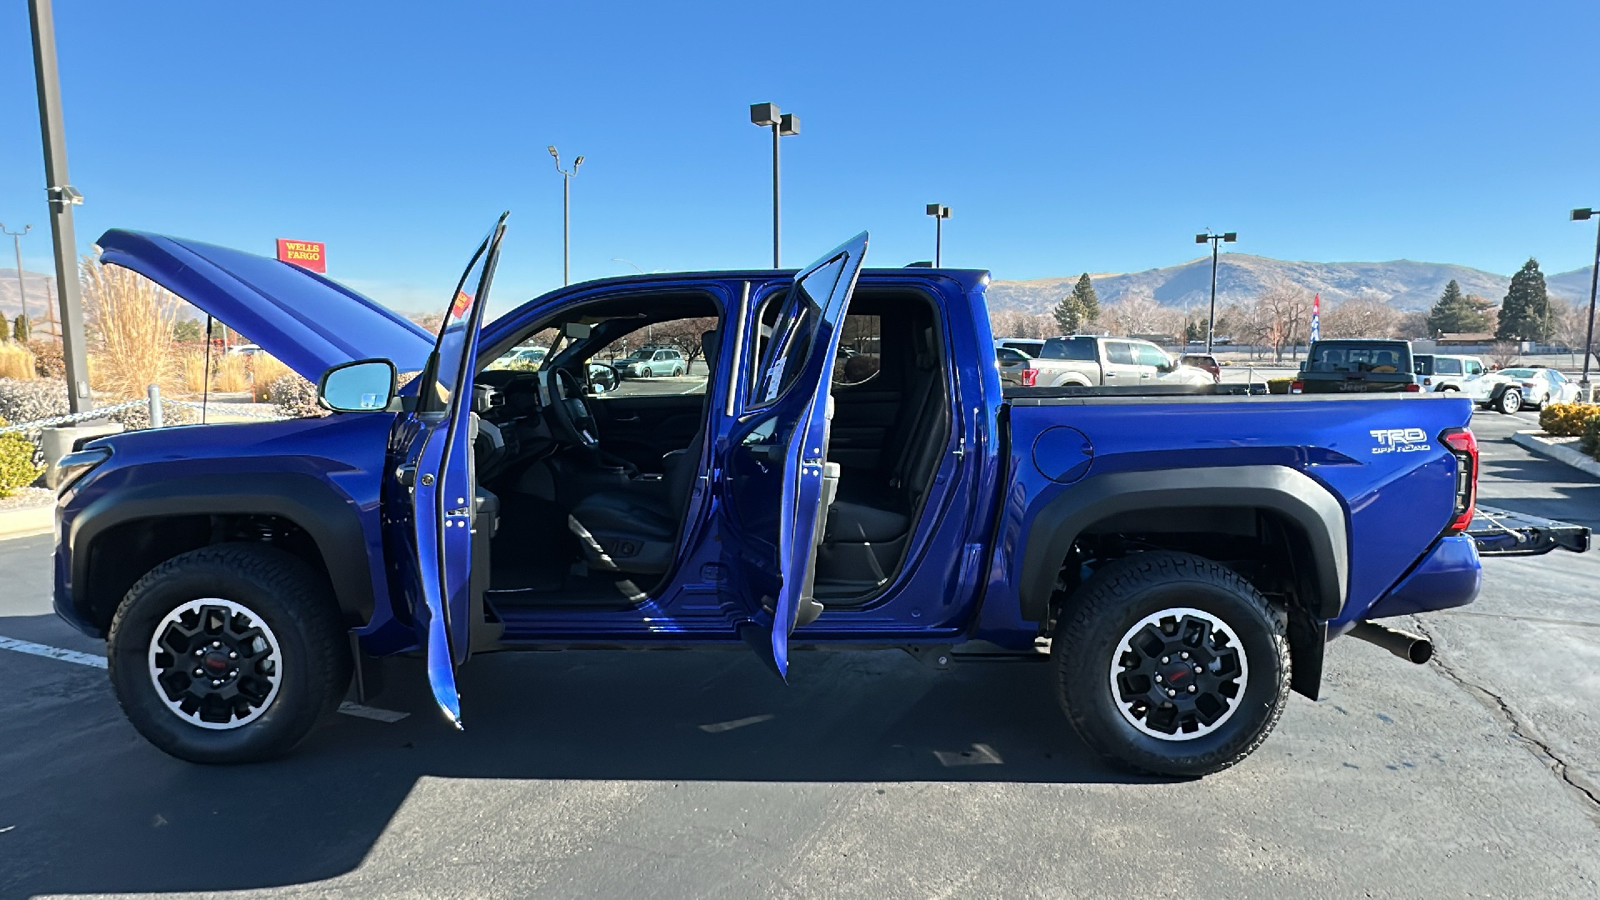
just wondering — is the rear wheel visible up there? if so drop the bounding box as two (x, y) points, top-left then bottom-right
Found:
(1496, 388), (1523, 414)
(107, 544), (351, 764)
(1052, 551), (1289, 778)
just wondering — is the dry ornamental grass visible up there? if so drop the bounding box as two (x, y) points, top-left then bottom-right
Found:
(0, 344), (36, 381)
(81, 253), (182, 399)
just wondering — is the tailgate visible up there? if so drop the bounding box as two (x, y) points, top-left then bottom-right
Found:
(1467, 506), (1591, 556)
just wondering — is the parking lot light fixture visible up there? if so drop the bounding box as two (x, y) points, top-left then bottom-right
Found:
(1196, 230), (1237, 354)
(751, 103), (799, 268)
(550, 146), (583, 286)
(1573, 208), (1599, 390)
(926, 204), (952, 266)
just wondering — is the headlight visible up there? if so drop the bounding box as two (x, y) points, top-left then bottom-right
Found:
(55, 446), (111, 496)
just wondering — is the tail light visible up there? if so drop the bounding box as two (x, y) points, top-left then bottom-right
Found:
(1404, 382), (1421, 392)
(1290, 380), (1304, 394)
(1021, 367), (1038, 387)
(1440, 427), (1478, 536)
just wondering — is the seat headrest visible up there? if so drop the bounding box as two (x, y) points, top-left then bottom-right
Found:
(701, 330), (720, 363)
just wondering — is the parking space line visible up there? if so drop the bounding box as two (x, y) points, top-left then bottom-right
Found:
(0, 635), (107, 669)
(1, 635), (410, 723)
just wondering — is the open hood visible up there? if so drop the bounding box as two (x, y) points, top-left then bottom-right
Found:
(97, 230), (433, 381)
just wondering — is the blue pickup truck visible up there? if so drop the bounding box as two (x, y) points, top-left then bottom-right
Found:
(54, 218), (1504, 777)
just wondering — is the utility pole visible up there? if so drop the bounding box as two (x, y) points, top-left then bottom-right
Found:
(1195, 230), (1238, 354)
(548, 146), (583, 286)
(1572, 208), (1600, 394)
(925, 204), (952, 267)
(29, 0), (91, 412)
(1, 223), (29, 334)
(750, 103), (800, 268)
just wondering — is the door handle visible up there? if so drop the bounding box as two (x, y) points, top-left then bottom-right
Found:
(614, 415), (641, 423)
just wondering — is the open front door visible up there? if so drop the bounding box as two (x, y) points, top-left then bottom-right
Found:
(395, 214), (507, 727)
(721, 232), (869, 678)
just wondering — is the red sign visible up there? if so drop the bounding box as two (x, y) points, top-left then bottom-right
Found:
(450, 289), (473, 319)
(275, 239), (326, 273)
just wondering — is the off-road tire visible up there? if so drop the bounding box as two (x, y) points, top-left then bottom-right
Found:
(1496, 388), (1522, 414)
(108, 543), (351, 764)
(1052, 551), (1289, 778)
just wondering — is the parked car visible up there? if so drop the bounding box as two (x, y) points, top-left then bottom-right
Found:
(994, 337), (1045, 358)
(1474, 366), (1579, 414)
(1292, 340), (1419, 393)
(224, 343), (261, 357)
(995, 345), (1033, 386)
(489, 345), (547, 370)
(58, 223), (1507, 779)
(1413, 354), (1486, 393)
(1021, 335), (1213, 388)
(613, 346), (686, 378)
(1178, 353), (1222, 382)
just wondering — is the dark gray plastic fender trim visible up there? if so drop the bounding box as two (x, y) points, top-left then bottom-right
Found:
(1017, 466), (1349, 621)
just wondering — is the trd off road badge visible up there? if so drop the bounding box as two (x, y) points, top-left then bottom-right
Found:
(1370, 427), (1431, 454)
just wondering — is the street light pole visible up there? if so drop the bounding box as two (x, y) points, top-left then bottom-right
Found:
(1195, 230), (1238, 354)
(29, 0), (90, 412)
(925, 204), (952, 267)
(1, 223), (30, 333)
(1572, 208), (1600, 391)
(750, 103), (799, 268)
(548, 146), (583, 286)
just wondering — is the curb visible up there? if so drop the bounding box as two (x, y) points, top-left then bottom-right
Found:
(0, 503), (53, 540)
(1511, 431), (1600, 481)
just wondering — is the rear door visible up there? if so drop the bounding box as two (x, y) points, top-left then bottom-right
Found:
(719, 233), (868, 678)
(392, 214), (508, 727)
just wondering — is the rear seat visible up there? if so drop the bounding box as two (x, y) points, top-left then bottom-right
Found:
(824, 325), (946, 545)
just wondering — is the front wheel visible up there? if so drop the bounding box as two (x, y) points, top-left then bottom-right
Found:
(107, 544), (351, 764)
(1052, 551), (1289, 778)
(641, 366), (653, 378)
(1496, 388), (1523, 414)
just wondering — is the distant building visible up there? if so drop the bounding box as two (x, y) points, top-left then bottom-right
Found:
(1436, 332), (1495, 346)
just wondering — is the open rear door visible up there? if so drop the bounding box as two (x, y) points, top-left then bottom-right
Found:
(394, 213), (507, 726)
(720, 232), (868, 678)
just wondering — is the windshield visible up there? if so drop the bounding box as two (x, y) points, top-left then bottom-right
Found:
(1307, 342), (1411, 374)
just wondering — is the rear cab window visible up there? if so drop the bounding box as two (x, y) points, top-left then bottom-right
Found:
(1307, 341), (1413, 375)
(1039, 337), (1097, 360)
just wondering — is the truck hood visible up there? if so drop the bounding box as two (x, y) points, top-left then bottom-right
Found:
(97, 229), (433, 381)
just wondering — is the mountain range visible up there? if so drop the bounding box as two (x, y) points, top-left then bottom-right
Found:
(3, 258), (1597, 323)
(985, 255), (1596, 317)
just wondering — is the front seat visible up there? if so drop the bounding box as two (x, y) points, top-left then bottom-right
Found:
(568, 330), (718, 575)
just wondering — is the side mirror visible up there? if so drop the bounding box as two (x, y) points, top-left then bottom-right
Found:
(318, 359), (397, 412)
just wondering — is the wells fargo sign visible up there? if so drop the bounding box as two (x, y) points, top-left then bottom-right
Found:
(275, 239), (326, 273)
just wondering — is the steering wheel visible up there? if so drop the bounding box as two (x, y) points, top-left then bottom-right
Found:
(542, 367), (600, 450)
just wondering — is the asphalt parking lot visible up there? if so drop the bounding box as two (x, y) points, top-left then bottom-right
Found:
(1, 406), (1597, 899)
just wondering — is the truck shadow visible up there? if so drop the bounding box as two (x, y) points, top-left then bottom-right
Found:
(4, 642), (1157, 897)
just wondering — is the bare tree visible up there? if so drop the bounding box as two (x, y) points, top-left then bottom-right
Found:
(1256, 281), (1313, 363)
(1547, 294), (1589, 368)
(1102, 292), (1166, 337)
(1321, 297), (1398, 340)
(988, 309), (1057, 339)
(1392, 309), (1431, 340)
(1488, 340), (1520, 370)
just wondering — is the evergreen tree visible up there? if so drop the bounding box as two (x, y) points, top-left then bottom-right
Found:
(11, 315), (27, 343)
(1070, 273), (1099, 323)
(1425, 279), (1491, 335)
(1051, 293), (1084, 333)
(1052, 273), (1100, 334)
(1495, 258), (1552, 341)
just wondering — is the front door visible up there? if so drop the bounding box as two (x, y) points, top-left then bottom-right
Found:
(719, 233), (868, 678)
(393, 214), (507, 726)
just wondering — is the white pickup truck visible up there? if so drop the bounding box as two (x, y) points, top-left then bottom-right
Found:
(1019, 335), (1214, 388)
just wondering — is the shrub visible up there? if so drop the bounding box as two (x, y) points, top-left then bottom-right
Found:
(1582, 415), (1600, 459)
(268, 373), (326, 419)
(0, 378), (69, 427)
(0, 343), (36, 381)
(1266, 378), (1293, 395)
(0, 417), (44, 498)
(82, 253), (182, 398)
(13, 314), (30, 343)
(1538, 403), (1600, 438)
(29, 340), (63, 379)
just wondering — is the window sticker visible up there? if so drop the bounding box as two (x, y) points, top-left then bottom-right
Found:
(764, 358), (786, 401)
(450, 290), (474, 320)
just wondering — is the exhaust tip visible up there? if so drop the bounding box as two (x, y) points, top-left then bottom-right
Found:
(1350, 621), (1434, 665)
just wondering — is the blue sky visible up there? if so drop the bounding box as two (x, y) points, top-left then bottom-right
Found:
(2, 1), (1597, 313)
